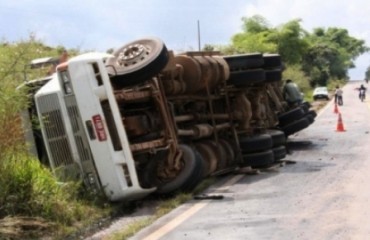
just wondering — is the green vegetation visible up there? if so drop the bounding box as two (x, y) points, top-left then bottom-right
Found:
(365, 66), (370, 81)
(209, 15), (369, 94)
(0, 152), (110, 239)
(0, 35), (110, 239)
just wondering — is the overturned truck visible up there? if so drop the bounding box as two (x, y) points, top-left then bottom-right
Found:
(22, 38), (315, 201)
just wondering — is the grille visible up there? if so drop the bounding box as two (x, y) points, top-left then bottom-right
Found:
(37, 93), (74, 167)
(65, 96), (94, 162)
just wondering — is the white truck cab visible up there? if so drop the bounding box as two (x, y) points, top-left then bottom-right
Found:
(35, 53), (154, 201)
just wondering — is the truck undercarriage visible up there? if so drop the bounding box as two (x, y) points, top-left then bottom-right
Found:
(22, 38), (316, 201)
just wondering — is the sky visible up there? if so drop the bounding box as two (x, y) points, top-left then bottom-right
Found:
(0, 0), (369, 80)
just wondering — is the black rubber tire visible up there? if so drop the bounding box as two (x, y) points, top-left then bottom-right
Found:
(300, 103), (309, 113)
(272, 145), (287, 162)
(238, 134), (273, 153)
(241, 149), (274, 168)
(301, 101), (311, 110)
(278, 107), (305, 127)
(228, 69), (265, 87)
(281, 117), (310, 136)
(138, 151), (167, 189)
(107, 38), (169, 87)
(264, 69), (282, 83)
(262, 54), (282, 69)
(157, 144), (200, 194)
(266, 129), (286, 147)
(180, 148), (206, 192)
(223, 53), (264, 70)
(306, 114), (314, 124)
(307, 109), (317, 119)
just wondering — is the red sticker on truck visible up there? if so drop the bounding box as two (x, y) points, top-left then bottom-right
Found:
(92, 115), (107, 141)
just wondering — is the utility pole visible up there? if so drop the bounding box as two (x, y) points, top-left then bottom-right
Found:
(197, 20), (201, 51)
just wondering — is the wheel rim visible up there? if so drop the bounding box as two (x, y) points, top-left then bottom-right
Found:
(108, 38), (167, 76)
(117, 43), (147, 66)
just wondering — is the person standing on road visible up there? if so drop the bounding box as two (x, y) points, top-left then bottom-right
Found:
(334, 86), (343, 105)
(282, 79), (303, 107)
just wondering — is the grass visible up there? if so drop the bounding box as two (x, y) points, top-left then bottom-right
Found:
(0, 84), (110, 239)
(0, 151), (111, 239)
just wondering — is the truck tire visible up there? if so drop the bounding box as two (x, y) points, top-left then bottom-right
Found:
(107, 37), (169, 87)
(281, 117), (310, 136)
(180, 148), (206, 192)
(307, 109), (317, 119)
(239, 134), (273, 153)
(266, 129), (286, 147)
(278, 107), (305, 127)
(300, 102), (310, 113)
(301, 101), (312, 109)
(272, 145), (287, 162)
(157, 144), (202, 194)
(241, 149), (274, 168)
(262, 54), (282, 69)
(228, 69), (265, 87)
(306, 114), (314, 124)
(223, 53), (264, 70)
(264, 69), (282, 83)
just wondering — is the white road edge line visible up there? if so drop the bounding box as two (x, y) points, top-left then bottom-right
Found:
(316, 99), (333, 118)
(142, 174), (245, 240)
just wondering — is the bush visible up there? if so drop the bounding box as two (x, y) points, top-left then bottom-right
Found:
(0, 152), (109, 238)
(0, 37), (109, 239)
(282, 64), (311, 93)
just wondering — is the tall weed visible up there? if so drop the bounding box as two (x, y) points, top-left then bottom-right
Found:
(0, 152), (95, 221)
(0, 38), (109, 238)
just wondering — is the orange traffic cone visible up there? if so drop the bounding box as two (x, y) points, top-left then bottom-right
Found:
(336, 113), (346, 132)
(334, 103), (339, 114)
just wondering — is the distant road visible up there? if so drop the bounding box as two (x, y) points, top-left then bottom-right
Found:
(130, 80), (370, 240)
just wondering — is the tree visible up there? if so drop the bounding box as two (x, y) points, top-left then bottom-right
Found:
(269, 19), (309, 64)
(365, 66), (370, 81)
(231, 15), (277, 54)
(203, 44), (215, 51)
(241, 15), (270, 34)
(302, 27), (369, 86)
(230, 16), (308, 64)
(302, 43), (340, 86)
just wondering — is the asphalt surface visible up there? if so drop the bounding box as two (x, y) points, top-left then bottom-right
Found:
(130, 81), (370, 240)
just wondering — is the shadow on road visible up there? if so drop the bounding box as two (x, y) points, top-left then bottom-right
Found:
(286, 138), (329, 153)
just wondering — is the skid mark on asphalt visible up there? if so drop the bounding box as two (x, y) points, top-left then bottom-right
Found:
(141, 174), (245, 240)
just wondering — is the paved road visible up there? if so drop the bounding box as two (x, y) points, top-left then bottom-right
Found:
(130, 81), (370, 240)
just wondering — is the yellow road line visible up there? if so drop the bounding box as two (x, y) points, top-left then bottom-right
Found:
(142, 174), (245, 240)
